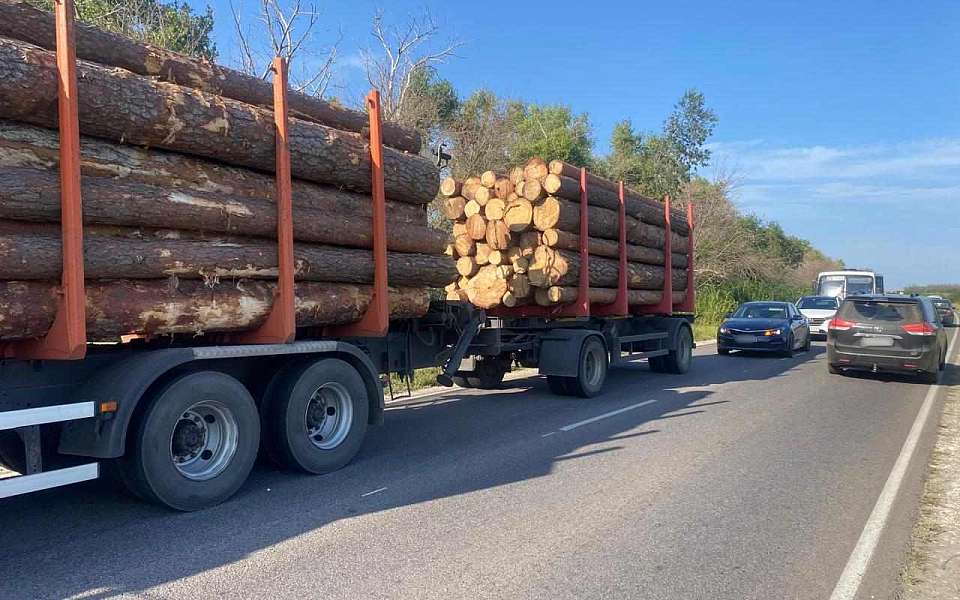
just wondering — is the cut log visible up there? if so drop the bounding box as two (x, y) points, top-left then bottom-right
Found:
(523, 157), (549, 181)
(440, 196), (466, 220)
(474, 242), (491, 265)
(542, 173), (580, 198)
(439, 177), (461, 198)
(522, 178), (547, 202)
(503, 198), (533, 232)
(456, 256), (478, 277)
(474, 186), (494, 206)
(452, 222), (467, 238)
(547, 159), (689, 235)
(494, 177), (514, 200)
(0, 121), (427, 222)
(0, 0), (422, 154)
(480, 170), (499, 188)
(464, 200), (482, 218)
(0, 279), (429, 341)
(541, 228), (689, 268)
(464, 265), (508, 309)
(512, 256), (529, 274)
(0, 228), (456, 287)
(0, 37), (439, 203)
(0, 167), (447, 255)
(487, 250), (504, 266)
(508, 167), (525, 185)
(485, 220), (510, 250)
(461, 180), (481, 202)
(527, 247), (688, 290)
(541, 286), (687, 306)
(501, 291), (528, 307)
(484, 198), (506, 221)
(453, 235), (475, 257)
(466, 214), (488, 240)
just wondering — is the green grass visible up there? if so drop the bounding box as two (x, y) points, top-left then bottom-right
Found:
(387, 367), (443, 395)
(693, 280), (809, 343)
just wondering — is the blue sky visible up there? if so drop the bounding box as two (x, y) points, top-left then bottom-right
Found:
(200, 0), (959, 289)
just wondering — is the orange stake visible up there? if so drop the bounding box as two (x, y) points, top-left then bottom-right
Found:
(7, 0), (86, 359)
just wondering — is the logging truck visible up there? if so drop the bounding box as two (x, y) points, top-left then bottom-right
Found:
(0, 0), (697, 510)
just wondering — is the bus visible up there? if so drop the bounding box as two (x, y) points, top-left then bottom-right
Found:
(814, 270), (884, 299)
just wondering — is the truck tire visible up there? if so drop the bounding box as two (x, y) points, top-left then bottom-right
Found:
(568, 336), (608, 398)
(264, 358), (368, 475)
(467, 356), (510, 389)
(662, 327), (694, 374)
(117, 371), (260, 511)
(0, 431), (24, 474)
(452, 376), (473, 388)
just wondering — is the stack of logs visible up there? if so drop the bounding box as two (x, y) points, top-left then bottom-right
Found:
(440, 158), (690, 309)
(0, 0), (454, 342)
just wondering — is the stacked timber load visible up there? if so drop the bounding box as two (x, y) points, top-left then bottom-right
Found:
(0, 1), (453, 342)
(440, 158), (691, 310)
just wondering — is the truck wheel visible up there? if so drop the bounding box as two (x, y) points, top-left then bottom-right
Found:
(0, 432), (24, 474)
(569, 336), (608, 398)
(264, 358), (368, 475)
(663, 327), (693, 374)
(118, 371), (260, 511)
(467, 357), (509, 389)
(452, 376), (473, 388)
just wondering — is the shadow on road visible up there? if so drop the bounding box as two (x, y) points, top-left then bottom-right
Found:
(0, 344), (823, 599)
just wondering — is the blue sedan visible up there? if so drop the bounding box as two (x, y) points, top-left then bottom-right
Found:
(717, 301), (811, 357)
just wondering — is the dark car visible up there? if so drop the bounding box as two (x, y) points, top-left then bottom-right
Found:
(931, 298), (956, 327)
(827, 295), (948, 383)
(717, 301), (811, 357)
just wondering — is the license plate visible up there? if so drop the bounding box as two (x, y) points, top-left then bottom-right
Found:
(861, 336), (894, 347)
(735, 335), (757, 344)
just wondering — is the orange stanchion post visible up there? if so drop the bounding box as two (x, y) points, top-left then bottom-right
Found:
(236, 57), (296, 344)
(558, 167), (591, 317)
(675, 201), (696, 313)
(7, 0), (86, 359)
(327, 90), (389, 337)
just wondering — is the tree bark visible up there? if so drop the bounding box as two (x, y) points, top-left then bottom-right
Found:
(0, 120), (427, 222)
(0, 279), (429, 341)
(536, 196), (688, 250)
(0, 228), (456, 286)
(0, 166), (447, 255)
(0, 37), (438, 203)
(541, 228), (689, 268)
(547, 159), (690, 235)
(0, 0), (422, 154)
(527, 247), (688, 290)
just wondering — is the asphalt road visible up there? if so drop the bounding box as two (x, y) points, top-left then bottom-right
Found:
(1, 334), (957, 600)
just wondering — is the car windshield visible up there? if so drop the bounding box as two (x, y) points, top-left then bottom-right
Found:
(732, 303), (788, 319)
(933, 299), (950, 309)
(846, 276), (875, 295)
(797, 297), (838, 310)
(837, 300), (922, 324)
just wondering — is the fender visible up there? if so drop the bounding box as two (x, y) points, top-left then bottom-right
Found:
(59, 341), (383, 459)
(537, 329), (606, 377)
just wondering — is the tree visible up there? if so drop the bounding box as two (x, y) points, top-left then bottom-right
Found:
(230, 0), (341, 98)
(444, 89), (511, 178)
(663, 89), (717, 173)
(30, 0), (217, 59)
(506, 102), (592, 167)
(361, 9), (462, 130)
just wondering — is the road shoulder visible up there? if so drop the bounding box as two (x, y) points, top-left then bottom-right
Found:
(900, 363), (960, 598)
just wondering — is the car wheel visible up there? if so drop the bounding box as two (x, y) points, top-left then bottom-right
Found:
(781, 334), (795, 358)
(803, 333), (812, 352)
(828, 363), (843, 375)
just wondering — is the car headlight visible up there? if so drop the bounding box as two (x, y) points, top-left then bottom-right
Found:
(719, 326), (729, 334)
(763, 329), (782, 336)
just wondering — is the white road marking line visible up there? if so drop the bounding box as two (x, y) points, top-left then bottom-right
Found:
(829, 325), (959, 600)
(541, 431), (557, 438)
(558, 399), (659, 432)
(360, 487), (387, 498)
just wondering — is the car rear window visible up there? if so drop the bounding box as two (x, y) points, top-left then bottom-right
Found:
(837, 300), (922, 324)
(798, 298), (838, 310)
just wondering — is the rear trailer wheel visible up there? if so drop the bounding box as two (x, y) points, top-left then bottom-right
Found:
(663, 327), (694, 374)
(265, 358), (368, 475)
(118, 371), (260, 511)
(569, 336), (608, 398)
(466, 357), (510, 389)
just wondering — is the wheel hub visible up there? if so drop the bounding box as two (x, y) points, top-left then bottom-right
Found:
(172, 418), (205, 459)
(168, 401), (239, 481)
(304, 382), (353, 450)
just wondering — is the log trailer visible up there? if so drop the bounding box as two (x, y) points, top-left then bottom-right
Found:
(0, 5), (697, 510)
